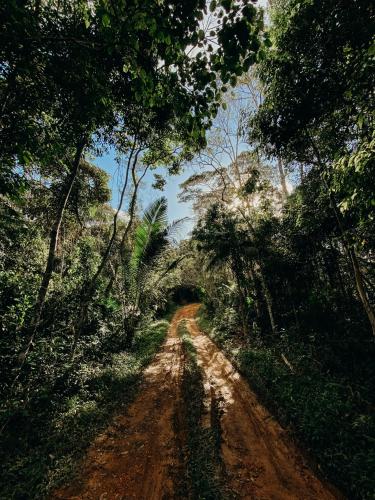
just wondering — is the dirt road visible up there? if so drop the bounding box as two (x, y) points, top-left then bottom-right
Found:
(54, 304), (341, 500)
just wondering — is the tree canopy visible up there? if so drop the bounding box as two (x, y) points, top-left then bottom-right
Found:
(1, 1), (375, 499)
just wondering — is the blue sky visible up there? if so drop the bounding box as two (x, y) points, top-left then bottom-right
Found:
(95, 149), (196, 239)
(95, 0), (269, 239)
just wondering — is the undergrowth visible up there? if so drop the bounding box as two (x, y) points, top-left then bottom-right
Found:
(197, 306), (375, 500)
(178, 320), (225, 499)
(0, 319), (168, 500)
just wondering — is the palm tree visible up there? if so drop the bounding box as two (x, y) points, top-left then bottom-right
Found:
(123, 196), (183, 347)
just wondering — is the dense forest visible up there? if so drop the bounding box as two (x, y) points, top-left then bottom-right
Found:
(1, 0), (374, 499)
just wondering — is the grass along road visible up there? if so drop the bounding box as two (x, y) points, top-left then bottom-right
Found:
(54, 304), (343, 499)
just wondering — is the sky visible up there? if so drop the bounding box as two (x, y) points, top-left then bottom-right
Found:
(95, 0), (269, 240)
(94, 150), (197, 240)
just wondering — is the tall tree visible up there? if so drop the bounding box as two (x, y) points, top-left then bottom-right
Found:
(1, 0), (264, 359)
(251, 0), (375, 335)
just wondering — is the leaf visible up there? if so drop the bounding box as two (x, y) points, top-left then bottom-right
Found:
(229, 75), (237, 86)
(20, 150), (33, 166)
(220, 0), (232, 13)
(130, 197), (170, 279)
(83, 12), (91, 29)
(339, 200), (349, 212)
(102, 13), (110, 28)
(263, 37), (272, 48)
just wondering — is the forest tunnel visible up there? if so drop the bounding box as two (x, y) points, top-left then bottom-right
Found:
(169, 285), (201, 305)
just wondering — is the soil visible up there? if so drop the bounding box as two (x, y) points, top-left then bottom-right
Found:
(53, 304), (343, 500)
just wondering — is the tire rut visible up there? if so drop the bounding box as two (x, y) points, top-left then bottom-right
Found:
(183, 304), (343, 500)
(53, 308), (187, 500)
(53, 304), (343, 500)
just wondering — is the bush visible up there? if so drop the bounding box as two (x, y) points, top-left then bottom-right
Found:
(198, 308), (375, 500)
(0, 319), (168, 500)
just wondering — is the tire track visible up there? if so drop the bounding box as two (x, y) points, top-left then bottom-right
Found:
(183, 304), (343, 500)
(53, 304), (343, 500)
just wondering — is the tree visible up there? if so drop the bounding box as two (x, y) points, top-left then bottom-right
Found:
(194, 203), (256, 335)
(179, 87), (281, 334)
(251, 0), (375, 335)
(252, 0), (373, 159)
(1, 0), (264, 363)
(122, 197), (182, 347)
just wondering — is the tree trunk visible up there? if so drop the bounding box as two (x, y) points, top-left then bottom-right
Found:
(72, 149), (135, 351)
(235, 203), (277, 336)
(36, 141), (86, 322)
(102, 162), (149, 299)
(307, 131), (375, 336)
(88, 148), (137, 288)
(299, 164), (304, 183)
(349, 248), (375, 334)
(328, 195), (375, 336)
(335, 252), (351, 305)
(257, 264), (277, 336)
(247, 265), (262, 323)
(277, 157), (288, 199)
(72, 150), (149, 353)
(16, 139), (86, 369)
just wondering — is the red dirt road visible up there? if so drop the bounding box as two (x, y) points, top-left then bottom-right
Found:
(53, 304), (342, 500)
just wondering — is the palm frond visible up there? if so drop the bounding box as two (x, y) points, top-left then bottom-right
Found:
(143, 196), (168, 228)
(165, 217), (189, 244)
(131, 197), (168, 271)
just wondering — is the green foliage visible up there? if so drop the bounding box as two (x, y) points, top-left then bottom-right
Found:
(178, 321), (224, 499)
(1, 0), (375, 498)
(120, 197), (184, 346)
(130, 197), (169, 272)
(1, 0), (264, 195)
(332, 134), (375, 250)
(180, 1), (375, 498)
(0, 319), (168, 500)
(198, 308), (375, 500)
(252, 0), (374, 161)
